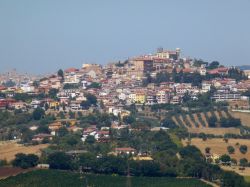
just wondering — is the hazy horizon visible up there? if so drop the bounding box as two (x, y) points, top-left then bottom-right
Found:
(0, 0), (250, 74)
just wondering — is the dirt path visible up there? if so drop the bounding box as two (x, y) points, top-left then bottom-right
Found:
(172, 116), (180, 127)
(186, 115), (196, 128)
(214, 111), (221, 122)
(221, 111), (228, 118)
(200, 113), (209, 127)
(193, 113), (203, 128)
(179, 115), (187, 128)
(200, 179), (219, 187)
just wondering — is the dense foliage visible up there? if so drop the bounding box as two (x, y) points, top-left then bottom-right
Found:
(12, 153), (39, 169)
(0, 170), (212, 187)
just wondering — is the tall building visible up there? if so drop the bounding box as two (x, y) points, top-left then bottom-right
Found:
(156, 48), (180, 60)
(127, 57), (153, 78)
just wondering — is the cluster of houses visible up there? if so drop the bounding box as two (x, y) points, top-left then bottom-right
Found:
(0, 48), (250, 113)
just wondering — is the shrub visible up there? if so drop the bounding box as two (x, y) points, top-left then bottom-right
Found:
(239, 145), (248, 154)
(12, 153), (39, 169)
(48, 152), (72, 170)
(239, 158), (248, 167)
(219, 154), (231, 165)
(227, 146), (235, 154)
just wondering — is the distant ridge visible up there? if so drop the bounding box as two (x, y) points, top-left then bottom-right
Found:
(237, 65), (250, 70)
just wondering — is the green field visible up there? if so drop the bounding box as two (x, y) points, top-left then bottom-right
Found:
(244, 176), (250, 184)
(0, 170), (211, 187)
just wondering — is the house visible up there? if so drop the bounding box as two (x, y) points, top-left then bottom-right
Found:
(114, 147), (136, 155)
(95, 130), (110, 141)
(30, 99), (41, 108)
(0, 98), (16, 108)
(156, 90), (169, 104)
(146, 92), (156, 105)
(155, 48), (180, 60)
(135, 92), (146, 104)
(127, 57), (154, 78)
(212, 90), (243, 102)
(69, 100), (82, 110)
(170, 96), (182, 104)
(202, 81), (212, 93)
(10, 101), (27, 110)
(37, 164), (50, 169)
(208, 67), (228, 75)
(32, 133), (53, 142)
(49, 122), (63, 131)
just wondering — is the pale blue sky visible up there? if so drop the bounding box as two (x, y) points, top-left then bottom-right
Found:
(0, 0), (250, 74)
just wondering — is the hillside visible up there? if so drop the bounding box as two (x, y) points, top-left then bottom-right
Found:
(172, 110), (241, 135)
(0, 170), (211, 187)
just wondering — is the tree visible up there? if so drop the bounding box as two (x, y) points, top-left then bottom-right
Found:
(48, 152), (72, 170)
(48, 88), (59, 100)
(239, 145), (248, 154)
(205, 147), (211, 154)
(57, 127), (69, 137)
(208, 61), (220, 69)
(155, 72), (170, 84)
(80, 100), (91, 109)
(220, 117), (241, 128)
(239, 158), (248, 167)
(85, 135), (96, 144)
(20, 127), (34, 143)
(123, 115), (136, 125)
(198, 133), (207, 141)
(44, 103), (49, 111)
(208, 116), (217, 127)
(57, 69), (64, 79)
(32, 107), (45, 120)
(58, 111), (65, 119)
(219, 154), (231, 165)
(85, 94), (97, 106)
(12, 153), (39, 169)
(68, 110), (75, 119)
(161, 118), (177, 129)
(231, 158), (237, 165)
(227, 146), (235, 154)
(78, 152), (96, 170)
(36, 125), (50, 134)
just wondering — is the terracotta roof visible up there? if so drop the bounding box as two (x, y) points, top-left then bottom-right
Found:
(65, 68), (79, 73)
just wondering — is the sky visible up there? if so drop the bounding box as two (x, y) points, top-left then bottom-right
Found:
(0, 0), (250, 74)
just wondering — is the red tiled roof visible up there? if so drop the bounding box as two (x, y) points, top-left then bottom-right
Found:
(65, 68), (79, 73)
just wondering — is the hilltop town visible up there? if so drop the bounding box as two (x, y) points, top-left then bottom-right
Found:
(1, 48), (250, 186)
(1, 48), (249, 112)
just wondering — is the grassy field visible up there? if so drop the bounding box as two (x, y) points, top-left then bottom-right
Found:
(0, 170), (212, 187)
(0, 141), (48, 162)
(183, 138), (250, 162)
(169, 132), (183, 148)
(230, 111), (250, 127)
(244, 176), (250, 183)
(187, 127), (240, 136)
